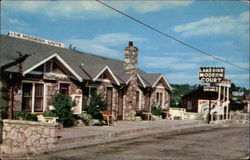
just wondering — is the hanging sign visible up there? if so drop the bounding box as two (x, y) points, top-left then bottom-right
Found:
(203, 86), (218, 92)
(199, 67), (224, 83)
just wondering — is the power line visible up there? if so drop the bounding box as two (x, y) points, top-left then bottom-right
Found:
(96, 0), (249, 71)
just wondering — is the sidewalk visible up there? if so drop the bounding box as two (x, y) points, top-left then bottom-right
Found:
(52, 119), (206, 152)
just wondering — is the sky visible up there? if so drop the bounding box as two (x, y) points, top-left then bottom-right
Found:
(1, 0), (249, 88)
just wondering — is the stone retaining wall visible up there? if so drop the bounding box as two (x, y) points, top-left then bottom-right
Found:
(0, 119), (60, 157)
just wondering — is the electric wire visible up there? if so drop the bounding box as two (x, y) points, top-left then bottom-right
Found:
(96, 0), (249, 71)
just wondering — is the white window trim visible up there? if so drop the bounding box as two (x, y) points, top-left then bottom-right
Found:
(22, 81), (45, 113)
(23, 53), (82, 82)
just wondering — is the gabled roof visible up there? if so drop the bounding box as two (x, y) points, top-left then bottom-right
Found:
(0, 34), (171, 90)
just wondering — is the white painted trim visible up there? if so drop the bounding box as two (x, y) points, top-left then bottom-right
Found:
(92, 65), (120, 85)
(152, 74), (172, 91)
(138, 89), (142, 110)
(43, 84), (46, 112)
(31, 83), (35, 113)
(136, 73), (146, 88)
(23, 53), (82, 82)
(125, 75), (134, 85)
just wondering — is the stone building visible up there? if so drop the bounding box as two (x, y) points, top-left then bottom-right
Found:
(0, 32), (172, 120)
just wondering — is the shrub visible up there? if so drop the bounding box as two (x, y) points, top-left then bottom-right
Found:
(43, 111), (57, 117)
(83, 93), (106, 120)
(52, 93), (76, 127)
(81, 111), (92, 125)
(14, 111), (38, 121)
(0, 106), (8, 119)
(151, 105), (162, 116)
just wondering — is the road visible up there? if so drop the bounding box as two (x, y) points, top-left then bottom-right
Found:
(35, 125), (249, 160)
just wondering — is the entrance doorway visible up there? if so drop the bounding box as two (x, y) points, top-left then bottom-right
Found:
(106, 87), (113, 113)
(117, 90), (123, 120)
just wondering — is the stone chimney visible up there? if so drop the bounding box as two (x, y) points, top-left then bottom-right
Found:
(124, 41), (138, 75)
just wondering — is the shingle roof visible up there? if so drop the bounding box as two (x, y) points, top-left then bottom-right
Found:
(0, 34), (171, 90)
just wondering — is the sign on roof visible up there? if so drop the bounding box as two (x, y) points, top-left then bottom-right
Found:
(199, 67), (224, 83)
(8, 31), (64, 48)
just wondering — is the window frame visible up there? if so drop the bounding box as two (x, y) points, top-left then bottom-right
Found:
(22, 81), (45, 113)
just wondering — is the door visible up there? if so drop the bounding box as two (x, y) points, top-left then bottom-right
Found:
(117, 90), (123, 120)
(145, 92), (150, 112)
(34, 83), (44, 112)
(106, 87), (113, 112)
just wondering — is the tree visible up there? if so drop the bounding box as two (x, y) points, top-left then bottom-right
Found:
(52, 93), (76, 127)
(83, 93), (106, 120)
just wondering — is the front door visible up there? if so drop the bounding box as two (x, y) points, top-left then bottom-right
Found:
(106, 87), (113, 112)
(117, 90), (123, 120)
(145, 92), (151, 112)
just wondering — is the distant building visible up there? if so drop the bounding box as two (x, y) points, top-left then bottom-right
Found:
(0, 33), (172, 120)
(182, 81), (231, 121)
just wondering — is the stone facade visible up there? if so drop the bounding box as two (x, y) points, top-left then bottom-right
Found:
(0, 119), (59, 156)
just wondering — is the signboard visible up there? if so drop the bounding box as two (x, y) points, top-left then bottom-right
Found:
(8, 31), (64, 48)
(199, 67), (224, 83)
(203, 86), (218, 92)
(232, 91), (244, 96)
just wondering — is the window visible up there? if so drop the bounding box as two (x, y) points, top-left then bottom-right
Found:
(22, 83), (32, 111)
(90, 87), (97, 96)
(44, 61), (52, 73)
(187, 101), (192, 110)
(156, 92), (163, 106)
(34, 84), (43, 112)
(82, 86), (97, 107)
(59, 83), (69, 95)
(106, 87), (113, 112)
(22, 82), (44, 112)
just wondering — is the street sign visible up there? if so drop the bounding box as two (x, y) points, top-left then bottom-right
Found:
(203, 86), (218, 92)
(199, 67), (224, 83)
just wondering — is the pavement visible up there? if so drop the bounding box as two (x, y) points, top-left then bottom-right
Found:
(52, 119), (206, 152)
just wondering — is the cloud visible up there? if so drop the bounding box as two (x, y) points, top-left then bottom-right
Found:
(2, 1), (192, 20)
(8, 18), (27, 26)
(141, 56), (198, 70)
(173, 11), (249, 37)
(166, 72), (199, 84)
(64, 32), (147, 58)
(239, 11), (249, 23)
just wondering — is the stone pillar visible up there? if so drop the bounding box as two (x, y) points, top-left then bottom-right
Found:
(124, 41), (138, 75)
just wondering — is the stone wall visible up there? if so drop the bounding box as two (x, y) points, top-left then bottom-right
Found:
(124, 75), (140, 119)
(0, 120), (60, 157)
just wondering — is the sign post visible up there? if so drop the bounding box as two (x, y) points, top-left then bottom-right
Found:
(199, 67), (225, 124)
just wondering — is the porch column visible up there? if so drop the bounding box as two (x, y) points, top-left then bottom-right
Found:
(223, 86), (226, 102)
(226, 86), (229, 119)
(218, 85), (221, 105)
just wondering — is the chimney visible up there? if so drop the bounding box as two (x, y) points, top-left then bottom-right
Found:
(124, 41), (138, 75)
